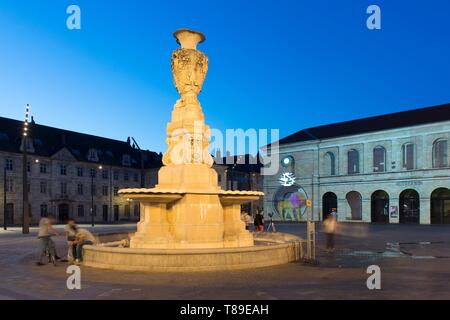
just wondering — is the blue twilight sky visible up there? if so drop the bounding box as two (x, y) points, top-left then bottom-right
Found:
(0, 0), (449, 153)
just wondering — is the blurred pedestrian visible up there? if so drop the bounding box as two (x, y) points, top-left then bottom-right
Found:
(36, 214), (59, 266)
(64, 218), (78, 262)
(323, 214), (337, 253)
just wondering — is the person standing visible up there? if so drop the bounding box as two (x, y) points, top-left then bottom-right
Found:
(254, 209), (264, 232)
(64, 218), (78, 262)
(323, 214), (337, 253)
(36, 214), (59, 266)
(74, 228), (96, 264)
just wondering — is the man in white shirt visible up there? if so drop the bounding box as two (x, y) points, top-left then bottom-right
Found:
(64, 218), (77, 262)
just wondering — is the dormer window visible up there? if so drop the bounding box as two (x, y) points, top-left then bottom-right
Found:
(88, 148), (99, 162)
(122, 154), (131, 166)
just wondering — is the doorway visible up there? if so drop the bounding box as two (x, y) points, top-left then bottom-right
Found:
(399, 189), (420, 224)
(431, 188), (450, 224)
(371, 190), (389, 223)
(322, 192), (337, 220)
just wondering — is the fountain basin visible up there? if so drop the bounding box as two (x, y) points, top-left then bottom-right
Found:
(82, 232), (304, 272)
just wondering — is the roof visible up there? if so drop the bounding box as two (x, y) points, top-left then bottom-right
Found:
(276, 103), (450, 146)
(0, 116), (163, 169)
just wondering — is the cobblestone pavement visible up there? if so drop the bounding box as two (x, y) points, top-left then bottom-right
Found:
(0, 223), (449, 299)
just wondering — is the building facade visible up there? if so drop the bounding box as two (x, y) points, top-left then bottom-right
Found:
(213, 153), (264, 216)
(263, 103), (450, 224)
(0, 116), (162, 225)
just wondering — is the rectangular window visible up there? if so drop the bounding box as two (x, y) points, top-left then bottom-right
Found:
(61, 182), (67, 195)
(134, 204), (140, 217)
(77, 183), (84, 195)
(102, 185), (108, 196)
(102, 170), (108, 179)
(90, 168), (96, 178)
(27, 161), (31, 173)
(134, 173), (139, 182)
(40, 163), (47, 174)
(113, 186), (119, 196)
(40, 181), (47, 194)
(40, 204), (48, 217)
(92, 205), (97, 216)
(77, 205), (84, 217)
(348, 150), (360, 174)
(5, 159), (13, 171)
(6, 178), (13, 192)
(60, 164), (67, 175)
(91, 184), (96, 196)
(77, 167), (83, 177)
(373, 147), (386, 172)
(113, 170), (119, 180)
(125, 204), (130, 218)
(124, 171), (129, 181)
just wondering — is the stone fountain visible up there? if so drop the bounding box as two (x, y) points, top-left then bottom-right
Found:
(82, 29), (303, 272)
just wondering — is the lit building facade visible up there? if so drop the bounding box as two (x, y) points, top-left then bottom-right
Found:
(263, 103), (450, 224)
(0, 116), (162, 225)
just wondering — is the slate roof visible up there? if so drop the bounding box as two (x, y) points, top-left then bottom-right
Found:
(276, 103), (450, 146)
(0, 116), (162, 169)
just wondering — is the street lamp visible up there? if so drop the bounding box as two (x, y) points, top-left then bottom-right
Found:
(91, 165), (102, 227)
(22, 104), (31, 234)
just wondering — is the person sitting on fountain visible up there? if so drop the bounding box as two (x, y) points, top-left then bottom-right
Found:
(73, 227), (96, 264)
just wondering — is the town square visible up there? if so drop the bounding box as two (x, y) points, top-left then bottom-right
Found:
(0, 0), (449, 309)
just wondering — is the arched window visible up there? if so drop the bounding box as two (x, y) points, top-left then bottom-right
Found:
(348, 149), (360, 174)
(324, 152), (336, 176)
(402, 143), (415, 170)
(432, 139), (448, 168)
(373, 146), (386, 172)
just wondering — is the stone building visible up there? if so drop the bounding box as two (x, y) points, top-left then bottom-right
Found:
(0, 116), (162, 226)
(263, 103), (450, 224)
